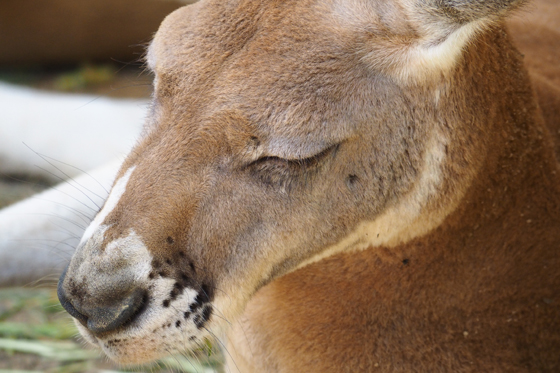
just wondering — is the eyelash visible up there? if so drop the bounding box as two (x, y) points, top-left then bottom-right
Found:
(249, 144), (337, 168)
(245, 144), (338, 189)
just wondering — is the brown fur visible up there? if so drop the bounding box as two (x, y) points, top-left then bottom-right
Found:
(230, 50), (560, 373)
(58, 0), (560, 371)
(229, 3), (560, 371)
(508, 0), (560, 158)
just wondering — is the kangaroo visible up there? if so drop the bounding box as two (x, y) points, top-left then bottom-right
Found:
(57, 0), (560, 371)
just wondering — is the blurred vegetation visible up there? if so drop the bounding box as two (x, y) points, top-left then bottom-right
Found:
(0, 63), (152, 98)
(0, 175), (52, 210)
(52, 64), (116, 92)
(0, 287), (222, 372)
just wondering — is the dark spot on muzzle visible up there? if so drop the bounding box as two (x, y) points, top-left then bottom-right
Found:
(193, 304), (213, 329)
(58, 266), (148, 334)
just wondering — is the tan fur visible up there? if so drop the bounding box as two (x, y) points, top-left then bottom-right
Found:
(58, 0), (560, 371)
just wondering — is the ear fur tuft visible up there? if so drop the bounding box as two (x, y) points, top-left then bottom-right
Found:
(421, 0), (528, 24)
(357, 0), (528, 84)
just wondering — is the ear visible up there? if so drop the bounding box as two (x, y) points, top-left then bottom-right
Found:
(360, 0), (527, 83)
(419, 0), (527, 25)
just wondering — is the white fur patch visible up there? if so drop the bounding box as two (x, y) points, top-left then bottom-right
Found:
(78, 276), (204, 364)
(103, 229), (153, 282)
(80, 166), (136, 245)
(145, 42), (161, 93)
(146, 42), (157, 72)
(297, 129), (451, 269)
(73, 226), (211, 364)
(393, 21), (485, 83)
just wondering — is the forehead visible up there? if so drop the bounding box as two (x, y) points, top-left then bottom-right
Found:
(147, 0), (399, 157)
(150, 0), (343, 70)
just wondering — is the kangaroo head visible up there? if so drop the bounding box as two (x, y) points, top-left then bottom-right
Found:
(58, 0), (526, 364)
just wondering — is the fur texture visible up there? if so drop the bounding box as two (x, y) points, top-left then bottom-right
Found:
(57, 0), (559, 371)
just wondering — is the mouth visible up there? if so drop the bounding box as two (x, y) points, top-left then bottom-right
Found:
(76, 289), (214, 364)
(58, 265), (218, 364)
(58, 278), (149, 335)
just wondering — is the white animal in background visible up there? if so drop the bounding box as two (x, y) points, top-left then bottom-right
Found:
(0, 82), (145, 181)
(0, 83), (144, 285)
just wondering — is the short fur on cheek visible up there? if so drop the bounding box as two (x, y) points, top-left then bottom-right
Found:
(57, 0), (560, 371)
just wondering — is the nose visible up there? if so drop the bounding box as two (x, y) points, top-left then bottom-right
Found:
(57, 267), (147, 334)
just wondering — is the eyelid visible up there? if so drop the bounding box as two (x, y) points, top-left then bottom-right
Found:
(247, 143), (338, 168)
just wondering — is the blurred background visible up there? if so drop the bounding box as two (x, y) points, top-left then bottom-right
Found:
(0, 0), (190, 97)
(0, 1), (222, 372)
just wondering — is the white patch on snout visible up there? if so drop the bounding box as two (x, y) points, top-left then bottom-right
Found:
(80, 166), (136, 245)
(73, 225), (216, 363)
(73, 227), (153, 298)
(79, 275), (208, 364)
(103, 229), (153, 282)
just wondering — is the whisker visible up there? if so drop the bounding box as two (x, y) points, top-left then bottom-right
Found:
(11, 213), (87, 230)
(162, 351), (180, 373)
(13, 238), (78, 253)
(33, 165), (105, 208)
(0, 172), (53, 189)
(32, 154), (112, 195)
(23, 143), (104, 209)
(169, 302), (220, 373)
(30, 197), (95, 225)
(24, 273), (63, 288)
(32, 186), (99, 214)
(202, 326), (240, 373)
(231, 315), (257, 366)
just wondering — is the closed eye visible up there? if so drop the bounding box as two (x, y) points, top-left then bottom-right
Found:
(247, 143), (339, 169)
(244, 144), (339, 190)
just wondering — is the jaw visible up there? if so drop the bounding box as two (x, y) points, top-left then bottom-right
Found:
(72, 285), (219, 364)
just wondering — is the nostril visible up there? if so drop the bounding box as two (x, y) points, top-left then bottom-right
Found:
(85, 287), (147, 334)
(57, 266), (148, 334)
(57, 267), (88, 326)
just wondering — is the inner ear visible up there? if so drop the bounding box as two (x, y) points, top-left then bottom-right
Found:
(422, 0), (528, 25)
(359, 0), (526, 83)
(363, 22), (483, 84)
